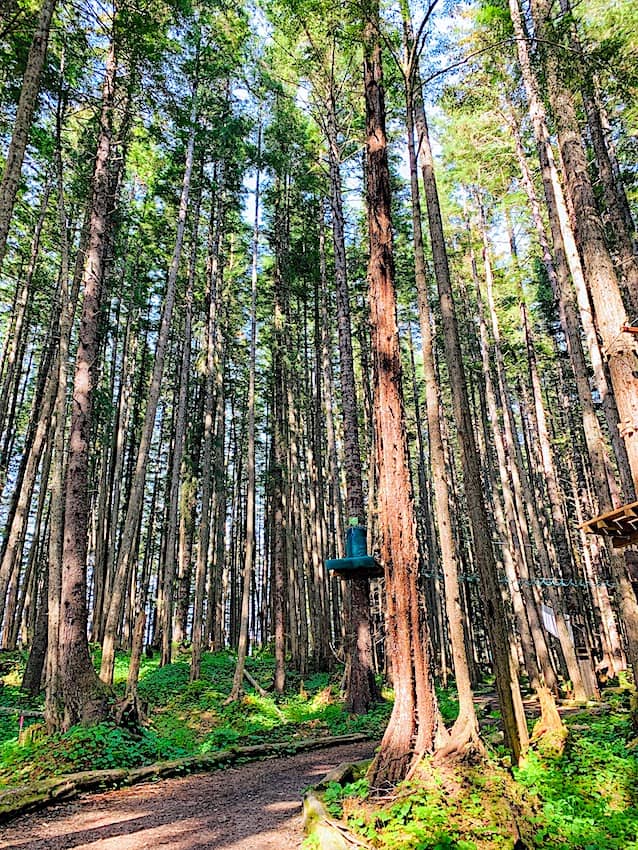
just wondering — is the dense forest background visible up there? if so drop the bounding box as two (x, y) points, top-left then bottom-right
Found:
(1, 0), (638, 805)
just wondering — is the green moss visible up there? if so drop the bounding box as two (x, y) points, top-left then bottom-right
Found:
(0, 650), (388, 786)
(342, 702), (638, 850)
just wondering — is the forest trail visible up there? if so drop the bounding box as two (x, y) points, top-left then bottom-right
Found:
(0, 741), (375, 850)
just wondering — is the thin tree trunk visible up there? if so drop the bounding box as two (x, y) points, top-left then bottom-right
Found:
(0, 180), (51, 478)
(401, 29), (477, 752)
(229, 131), (260, 699)
(414, 89), (528, 765)
(159, 174), (201, 667)
(191, 173), (224, 679)
(100, 73), (199, 685)
(0, 0), (57, 267)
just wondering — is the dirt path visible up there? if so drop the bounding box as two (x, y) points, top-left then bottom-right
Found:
(0, 741), (375, 850)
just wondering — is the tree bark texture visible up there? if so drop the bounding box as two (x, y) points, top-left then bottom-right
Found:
(415, 88), (528, 764)
(364, 13), (439, 787)
(56, 38), (118, 729)
(0, 0), (57, 267)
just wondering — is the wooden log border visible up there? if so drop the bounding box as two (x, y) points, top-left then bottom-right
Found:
(302, 758), (373, 849)
(0, 732), (369, 824)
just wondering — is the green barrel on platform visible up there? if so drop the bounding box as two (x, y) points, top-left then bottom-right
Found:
(326, 526), (383, 578)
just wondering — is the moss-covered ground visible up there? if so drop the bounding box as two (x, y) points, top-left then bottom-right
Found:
(0, 649), (390, 786)
(322, 691), (638, 850)
(0, 651), (636, 850)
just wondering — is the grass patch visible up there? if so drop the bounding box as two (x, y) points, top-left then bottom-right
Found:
(0, 651), (45, 747)
(515, 703), (638, 849)
(342, 695), (638, 849)
(0, 649), (389, 787)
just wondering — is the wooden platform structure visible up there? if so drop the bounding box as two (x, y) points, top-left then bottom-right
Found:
(581, 500), (638, 548)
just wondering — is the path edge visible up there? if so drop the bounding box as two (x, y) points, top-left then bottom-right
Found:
(303, 758), (373, 850)
(0, 732), (370, 825)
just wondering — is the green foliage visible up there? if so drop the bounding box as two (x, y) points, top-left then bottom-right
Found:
(346, 764), (522, 849)
(515, 710), (638, 849)
(136, 659), (191, 704)
(323, 776), (369, 817)
(0, 652), (44, 746)
(0, 650), (388, 786)
(342, 704), (638, 850)
(436, 685), (460, 725)
(0, 722), (191, 785)
(1, 652), (635, 850)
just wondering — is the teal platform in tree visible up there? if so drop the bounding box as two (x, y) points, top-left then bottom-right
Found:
(325, 526), (383, 578)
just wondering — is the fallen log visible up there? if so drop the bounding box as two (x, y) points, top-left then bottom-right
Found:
(0, 707), (44, 718)
(0, 732), (370, 824)
(243, 668), (269, 697)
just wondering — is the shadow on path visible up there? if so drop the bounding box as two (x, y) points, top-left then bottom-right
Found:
(0, 741), (375, 850)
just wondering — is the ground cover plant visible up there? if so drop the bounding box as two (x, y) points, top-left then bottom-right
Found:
(2, 650), (637, 850)
(0, 650), (390, 787)
(325, 691), (638, 850)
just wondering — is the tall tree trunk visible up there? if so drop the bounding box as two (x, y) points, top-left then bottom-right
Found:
(159, 176), (201, 667)
(271, 197), (288, 695)
(229, 132), (260, 699)
(55, 37), (119, 729)
(470, 241), (559, 701)
(507, 105), (622, 509)
(506, 2), (635, 502)
(414, 89), (528, 764)
(559, 0), (638, 317)
(192, 170), (225, 674)
(364, 8), (440, 787)
(0, 0), (57, 267)
(401, 27), (478, 753)
(43, 82), (75, 725)
(533, 26), (638, 493)
(100, 74), (199, 685)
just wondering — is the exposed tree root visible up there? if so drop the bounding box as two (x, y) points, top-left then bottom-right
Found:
(530, 687), (567, 756)
(434, 713), (486, 763)
(114, 692), (147, 729)
(367, 723), (415, 791)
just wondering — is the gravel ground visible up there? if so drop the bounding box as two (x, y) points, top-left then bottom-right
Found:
(0, 741), (375, 850)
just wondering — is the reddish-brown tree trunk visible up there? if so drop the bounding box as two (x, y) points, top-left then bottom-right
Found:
(55, 39), (118, 729)
(364, 10), (439, 787)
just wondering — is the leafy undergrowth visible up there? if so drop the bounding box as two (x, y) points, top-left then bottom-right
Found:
(515, 701), (638, 849)
(335, 694), (638, 850)
(0, 649), (390, 787)
(328, 757), (534, 850)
